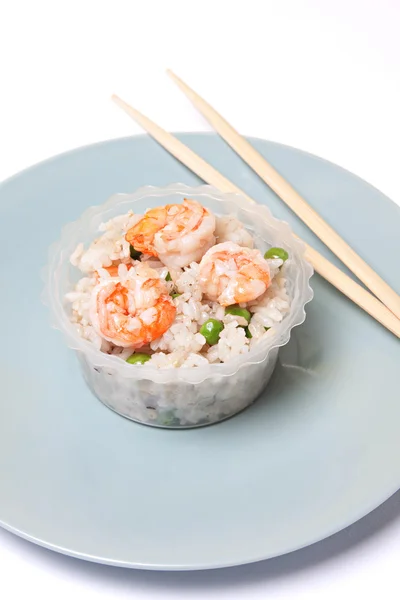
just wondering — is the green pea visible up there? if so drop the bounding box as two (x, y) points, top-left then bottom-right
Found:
(165, 272), (172, 281)
(171, 292), (181, 299)
(225, 305), (251, 324)
(199, 319), (224, 345)
(129, 245), (142, 260)
(126, 353), (151, 365)
(264, 247), (289, 262)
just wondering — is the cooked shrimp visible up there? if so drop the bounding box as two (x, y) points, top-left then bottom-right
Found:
(90, 263), (176, 348)
(199, 242), (271, 306)
(125, 199), (216, 269)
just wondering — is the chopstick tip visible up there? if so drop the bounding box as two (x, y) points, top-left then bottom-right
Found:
(166, 68), (179, 82)
(111, 94), (127, 110)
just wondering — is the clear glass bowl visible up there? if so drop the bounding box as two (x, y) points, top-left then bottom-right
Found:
(43, 184), (313, 428)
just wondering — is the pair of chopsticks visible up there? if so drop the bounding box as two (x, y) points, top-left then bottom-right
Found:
(111, 72), (400, 338)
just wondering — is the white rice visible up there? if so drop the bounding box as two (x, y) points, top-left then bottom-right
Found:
(66, 212), (291, 367)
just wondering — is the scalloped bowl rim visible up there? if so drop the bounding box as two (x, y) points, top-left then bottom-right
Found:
(42, 184), (314, 384)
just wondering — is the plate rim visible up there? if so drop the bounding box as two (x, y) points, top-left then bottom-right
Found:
(1, 132), (399, 215)
(1, 485), (400, 570)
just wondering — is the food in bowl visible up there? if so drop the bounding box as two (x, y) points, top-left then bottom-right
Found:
(44, 184), (313, 428)
(67, 199), (291, 368)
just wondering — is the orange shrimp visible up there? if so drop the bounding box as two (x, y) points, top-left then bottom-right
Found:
(125, 207), (167, 256)
(90, 263), (176, 348)
(125, 199), (215, 269)
(199, 242), (271, 306)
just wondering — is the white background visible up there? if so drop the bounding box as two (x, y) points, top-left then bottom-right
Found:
(1, 0), (400, 598)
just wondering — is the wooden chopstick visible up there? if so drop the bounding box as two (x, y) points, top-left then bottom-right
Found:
(111, 94), (400, 338)
(166, 69), (400, 322)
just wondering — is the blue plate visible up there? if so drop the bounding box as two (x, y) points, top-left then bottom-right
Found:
(0, 134), (399, 570)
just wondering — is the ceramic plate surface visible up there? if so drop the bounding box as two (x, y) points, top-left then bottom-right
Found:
(0, 134), (399, 570)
